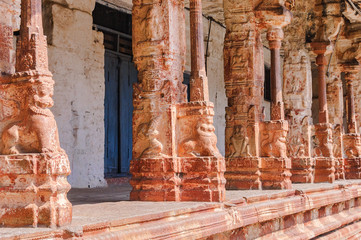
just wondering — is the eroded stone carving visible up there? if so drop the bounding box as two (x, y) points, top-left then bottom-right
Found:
(313, 124), (334, 158)
(135, 116), (163, 158)
(179, 116), (221, 158)
(344, 135), (361, 158)
(228, 125), (250, 157)
(1, 80), (62, 155)
(261, 122), (288, 158)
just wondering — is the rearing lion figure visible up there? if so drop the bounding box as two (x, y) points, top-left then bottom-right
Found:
(1, 80), (63, 154)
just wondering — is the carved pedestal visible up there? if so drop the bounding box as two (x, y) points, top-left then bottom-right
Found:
(225, 157), (261, 190)
(260, 121), (292, 189)
(0, 153), (71, 227)
(291, 157), (314, 183)
(130, 156), (225, 201)
(313, 123), (335, 183)
(343, 133), (361, 179)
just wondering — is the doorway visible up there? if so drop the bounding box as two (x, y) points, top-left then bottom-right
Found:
(93, 3), (137, 177)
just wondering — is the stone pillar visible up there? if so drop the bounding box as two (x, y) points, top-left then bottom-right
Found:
(223, 0), (264, 190)
(311, 42), (336, 183)
(256, 2), (292, 189)
(326, 63), (344, 180)
(342, 63), (361, 179)
(283, 0), (314, 183)
(0, 0), (72, 227)
(130, 0), (225, 202)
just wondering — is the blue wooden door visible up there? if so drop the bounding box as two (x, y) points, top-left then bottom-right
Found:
(104, 52), (137, 177)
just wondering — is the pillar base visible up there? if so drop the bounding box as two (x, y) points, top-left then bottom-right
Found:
(290, 157), (314, 183)
(260, 157), (292, 190)
(225, 157), (261, 190)
(314, 157), (335, 183)
(130, 157), (226, 202)
(345, 157), (361, 179)
(0, 153), (72, 227)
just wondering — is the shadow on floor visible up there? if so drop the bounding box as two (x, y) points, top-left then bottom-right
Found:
(68, 182), (132, 205)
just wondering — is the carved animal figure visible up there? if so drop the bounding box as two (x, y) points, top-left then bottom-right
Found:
(135, 116), (163, 158)
(313, 131), (333, 157)
(262, 129), (287, 158)
(179, 117), (221, 157)
(345, 136), (361, 158)
(229, 125), (250, 157)
(1, 82), (63, 154)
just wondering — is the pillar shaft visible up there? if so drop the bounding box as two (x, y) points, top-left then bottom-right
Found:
(313, 49), (330, 122)
(268, 27), (284, 120)
(343, 66), (359, 133)
(189, 0), (209, 102)
(316, 54), (329, 123)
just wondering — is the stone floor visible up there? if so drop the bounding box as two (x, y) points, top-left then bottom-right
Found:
(2, 180), (361, 239)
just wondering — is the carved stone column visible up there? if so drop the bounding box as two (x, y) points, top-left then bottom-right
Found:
(256, 1), (292, 189)
(342, 63), (361, 179)
(326, 63), (344, 180)
(311, 42), (336, 183)
(0, 0), (72, 227)
(283, 0), (314, 183)
(130, 0), (225, 201)
(223, 0), (264, 190)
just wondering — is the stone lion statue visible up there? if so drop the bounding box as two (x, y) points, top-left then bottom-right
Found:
(179, 117), (221, 158)
(262, 129), (288, 158)
(1, 81), (63, 154)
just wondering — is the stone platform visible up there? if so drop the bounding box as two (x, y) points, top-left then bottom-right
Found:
(2, 180), (361, 239)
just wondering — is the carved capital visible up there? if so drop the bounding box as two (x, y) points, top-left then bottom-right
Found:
(267, 27), (284, 49)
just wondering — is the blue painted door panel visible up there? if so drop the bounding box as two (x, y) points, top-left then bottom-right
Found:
(104, 51), (137, 177)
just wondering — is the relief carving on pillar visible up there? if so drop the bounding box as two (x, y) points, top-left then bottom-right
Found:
(133, 1), (166, 45)
(286, 115), (310, 158)
(313, 124), (334, 157)
(228, 125), (251, 158)
(178, 116), (221, 158)
(332, 124), (343, 158)
(1, 79), (62, 155)
(344, 134), (361, 158)
(261, 121), (288, 158)
(132, 82), (174, 159)
(134, 115), (164, 158)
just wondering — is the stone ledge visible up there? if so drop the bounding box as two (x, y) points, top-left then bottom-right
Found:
(2, 180), (361, 239)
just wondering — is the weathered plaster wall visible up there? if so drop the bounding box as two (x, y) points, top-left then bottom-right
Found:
(43, 0), (107, 188)
(0, 0), (19, 75)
